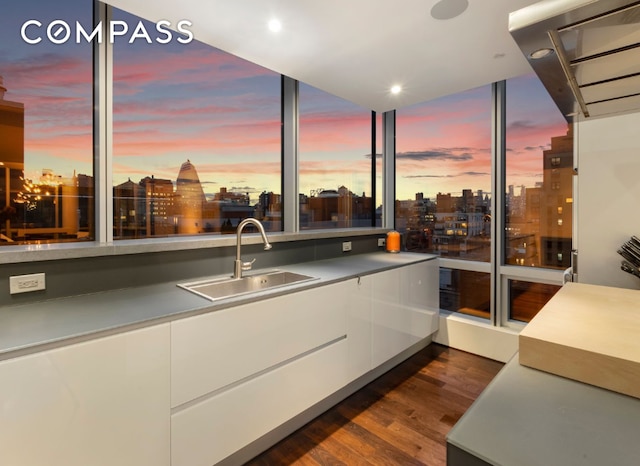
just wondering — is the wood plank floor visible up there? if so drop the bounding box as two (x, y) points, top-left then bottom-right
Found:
(246, 344), (504, 466)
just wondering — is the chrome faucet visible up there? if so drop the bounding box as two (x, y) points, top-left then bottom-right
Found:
(234, 218), (272, 279)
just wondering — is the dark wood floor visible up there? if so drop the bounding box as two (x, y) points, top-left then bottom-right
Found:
(246, 344), (504, 466)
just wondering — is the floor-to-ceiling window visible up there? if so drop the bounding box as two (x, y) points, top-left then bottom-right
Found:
(504, 73), (570, 323)
(298, 83), (374, 230)
(0, 0), (94, 245)
(112, 8), (282, 239)
(396, 85), (493, 319)
(395, 74), (572, 325)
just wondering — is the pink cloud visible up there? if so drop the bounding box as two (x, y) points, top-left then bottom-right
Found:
(299, 160), (370, 176)
(299, 111), (371, 153)
(112, 118), (280, 157)
(3, 54), (91, 91)
(113, 45), (276, 92)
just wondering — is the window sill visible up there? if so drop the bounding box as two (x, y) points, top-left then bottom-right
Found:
(0, 228), (388, 264)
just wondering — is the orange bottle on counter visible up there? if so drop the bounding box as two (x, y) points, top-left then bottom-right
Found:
(386, 230), (400, 253)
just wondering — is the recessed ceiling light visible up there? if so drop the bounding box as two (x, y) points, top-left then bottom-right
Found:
(530, 48), (554, 59)
(390, 85), (402, 95)
(430, 0), (469, 20)
(268, 19), (282, 33)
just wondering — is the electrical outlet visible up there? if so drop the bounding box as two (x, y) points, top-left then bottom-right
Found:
(342, 241), (352, 252)
(9, 273), (46, 295)
(378, 238), (386, 247)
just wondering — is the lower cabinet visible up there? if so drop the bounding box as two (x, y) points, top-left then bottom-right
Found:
(372, 260), (439, 367)
(346, 274), (373, 379)
(0, 258), (438, 466)
(347, 259), (439, 377)
(171, 339), (349, 466)
(0, 325), (171, 466)
(171, 281), (349, 408)
(172, 259), (438, 466)
(170, 281), (351, 465)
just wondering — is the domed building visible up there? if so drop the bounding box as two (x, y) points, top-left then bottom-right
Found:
(175, 160), (206, 234)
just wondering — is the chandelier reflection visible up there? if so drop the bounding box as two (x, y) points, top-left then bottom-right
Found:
(14, 172), (62, 211)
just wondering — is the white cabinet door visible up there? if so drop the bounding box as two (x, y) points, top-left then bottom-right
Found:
(403, 260), (439, 314)
(346, 275), (372, 379)
(372, 260), (439, 366)
(171, 281), (349, 408)
(0, 325), (171, 466)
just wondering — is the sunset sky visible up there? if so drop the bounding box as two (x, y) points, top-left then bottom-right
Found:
(396, 75), (569, 201)
(1, 0), (568, 206)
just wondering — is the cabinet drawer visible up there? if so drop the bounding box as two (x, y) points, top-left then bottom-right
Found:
(171, 281), (348, 407)
(171, 339), (348, 466)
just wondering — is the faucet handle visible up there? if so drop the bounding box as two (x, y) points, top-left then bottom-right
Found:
(241, 258), (256, 271)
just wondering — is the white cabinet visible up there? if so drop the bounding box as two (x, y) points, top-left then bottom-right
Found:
(371, 260), (439, 367)
(171, 281), (349, 408)
(346, 275), (373, 379)
(0, 258), (438, 466)
(170, 281), (350, 466)
(346, 259), (439, 378)
(172, 339), (348, 466)
(0, 325), (171, 466)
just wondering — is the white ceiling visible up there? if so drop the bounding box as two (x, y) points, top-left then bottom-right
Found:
(106, 0), (541, 112)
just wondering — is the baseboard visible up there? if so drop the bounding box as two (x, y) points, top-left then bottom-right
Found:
(433, 313), (519, 363)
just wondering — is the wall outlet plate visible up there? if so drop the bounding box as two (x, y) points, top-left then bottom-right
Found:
(342, 241), (352, 252)
(378, 238), (386, 247)
(9, 273), (46, 295)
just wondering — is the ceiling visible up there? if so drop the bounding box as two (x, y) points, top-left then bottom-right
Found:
(106, 0), (541, 113)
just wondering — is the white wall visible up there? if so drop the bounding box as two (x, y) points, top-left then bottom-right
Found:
(576, 110), (640, 289)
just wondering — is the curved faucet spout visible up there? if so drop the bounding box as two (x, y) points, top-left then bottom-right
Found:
(234, 218), (272, 279)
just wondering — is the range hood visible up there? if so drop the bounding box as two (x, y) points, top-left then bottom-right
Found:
(509, 0), (640, 121)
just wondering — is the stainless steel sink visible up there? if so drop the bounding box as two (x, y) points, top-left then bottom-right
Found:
(177, 270), (317, 301)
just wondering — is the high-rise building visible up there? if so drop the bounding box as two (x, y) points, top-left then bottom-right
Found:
(114, 176), (175, 238)
(140, 176), (175, 236)
(175, 160), (206, 234)
(305, 187), (372, 229)
(76, 173), (94, 237)
(540, 126), (573, 268)
(114, 178), (139, 238)
(0, 76), (24, 241)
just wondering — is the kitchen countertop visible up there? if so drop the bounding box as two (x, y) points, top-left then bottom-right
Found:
(447, 355), (640, 466)
(0, 252), (436, 360)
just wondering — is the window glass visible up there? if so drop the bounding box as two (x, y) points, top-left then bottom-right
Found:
(375, 112), (383, 227)
(0, 0), (94, 245)
(395, 85), (492, 261)
(509, 280), (561, 322)
(505, 74), (573, 269)
(299, 83), (373, 229)
(112, 9), (281, 239)
(440, 268), (490, 319)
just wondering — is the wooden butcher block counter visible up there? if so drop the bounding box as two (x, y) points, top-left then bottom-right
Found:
(519, 282), (640, 399)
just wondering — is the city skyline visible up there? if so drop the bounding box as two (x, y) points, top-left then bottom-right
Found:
(4, 68), (567, 204)
(1, 2), (568, 207)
